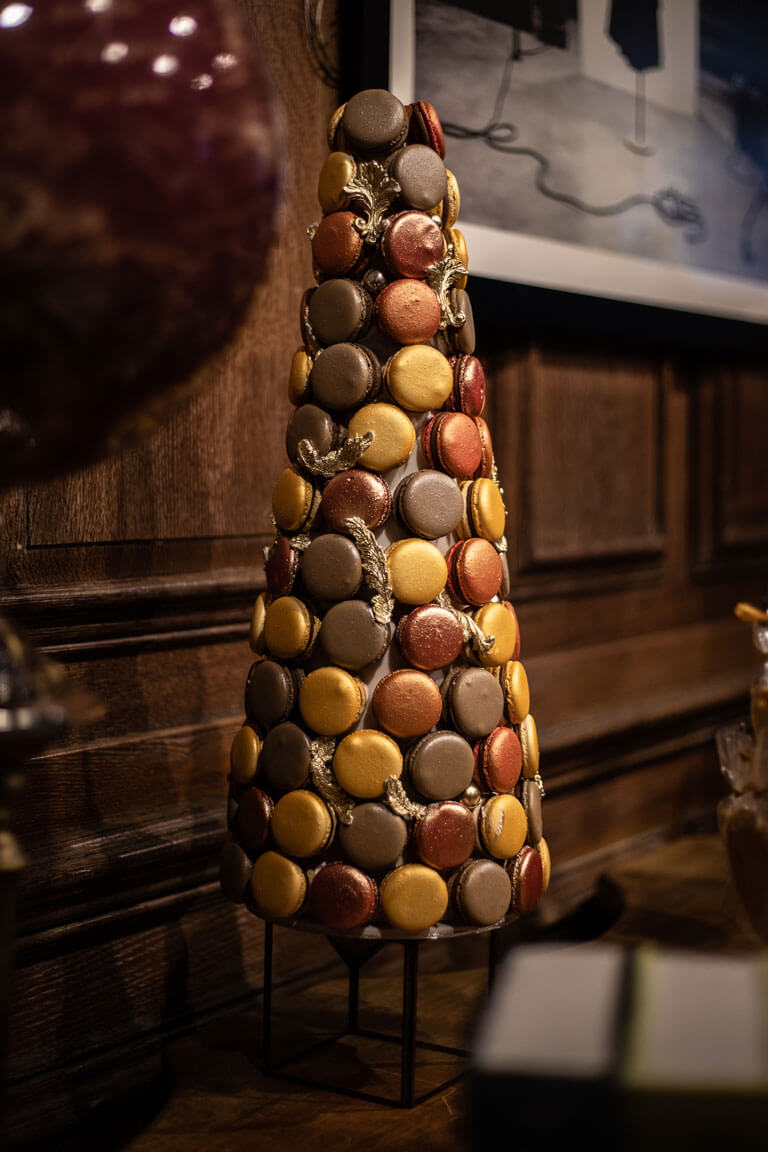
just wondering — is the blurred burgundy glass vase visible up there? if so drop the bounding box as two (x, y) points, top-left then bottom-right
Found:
(0, 0), (280, 486)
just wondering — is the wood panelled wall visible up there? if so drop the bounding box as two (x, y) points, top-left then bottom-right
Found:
(2, 4), (767, 1144)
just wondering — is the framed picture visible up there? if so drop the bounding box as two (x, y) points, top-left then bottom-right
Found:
(381, 0), (768, 327)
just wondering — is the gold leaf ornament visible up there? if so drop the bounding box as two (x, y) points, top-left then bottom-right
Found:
(426, 253), (468, 329)
(343, 161), (400, 244)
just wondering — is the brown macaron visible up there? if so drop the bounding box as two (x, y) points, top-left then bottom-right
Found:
(474, 727), (523, 793)
(259, 721), (312, 793)
(309, 863), (378, 931)
(235, 786), (274, 856)
(413, 801), (475, 870)
(372, 669), (443, 740)
(393, 469), (463, 540)
(310, 343), (380, 413)
(406, 730), (475, 801)
(244, 660), (298, 730)
(445, 538), (503, 606)
(421, 411), (483, 480)
(507, 845), (543, 915)
(391, 144), (448, 211)
(300, 533), (363, 603)
(320, 469), (391, 533)
(447, 355), (486, 417)
(442, 667), (504, 740)
(285, 403), (337, 464)
(396, 604), (465, 671)
(341, 89), (409, 156)
(320, 600), (391, 671)
(381, 210), (446, 279)
(375, 279), (441, 345)
(311, 210), (366, 277)
(308, 278), (372, 345)
(452, 858), (511, 926)
(519, 779), (543, 845)
(449, 288), (475, 355)
(339, 802), (408, 872)
(265, 535), (301, 598)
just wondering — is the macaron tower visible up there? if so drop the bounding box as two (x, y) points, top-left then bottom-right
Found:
(220, 89), (549, 935)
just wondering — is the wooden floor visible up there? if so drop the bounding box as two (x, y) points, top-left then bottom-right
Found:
(50, 835), (762, 1152)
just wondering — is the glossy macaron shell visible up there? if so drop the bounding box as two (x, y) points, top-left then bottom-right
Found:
(309, 862), (378, 931)
(422, 412), (483, 480)
(414, 801), (476, 870)
(375, 278), (441, 345)
(446, 538), (503, 606)
(407, 730), (475, 801)
(385, 345), (453, 412)
(459, 478), (506, 541)
(394, 469), (463, 540)
(475, 726), (523, 794)
(447, 354), (485, 417)
(382, 210), (446, 279)
(320, 469), (391, 533)
(396, 604), (465, 671)
(310, 342), (380, 412)
(372, 669), (443, 739)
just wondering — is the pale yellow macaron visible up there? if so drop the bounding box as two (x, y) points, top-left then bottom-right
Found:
(348, 403), (415, 472)
(445, 224), (467, 288)
(379, 864), (449, 932)
(440, 169), (461, 228)
(318, 150), (356, 213)
(229, 723), (262, 785)
(333, 729), (403, 799)
(458, 478), (506, 542)
(499, 659), (530, 723)
(272, 467), (319, 533)
(270, 790), (335, 858)
(263, 596), (320, 661)
(480, 794), (527, 859)
(386, 538), (447, 605)
(384, 345), (453, 412)
(537, 837), (551, 893)
(299, 666), (367, 735)
(249, 591), (270, 655)
(519, 712), (539, 778)
(473, 603), (520, 668)
(250, 851), (307, 920)
(288, 347), (312, 405)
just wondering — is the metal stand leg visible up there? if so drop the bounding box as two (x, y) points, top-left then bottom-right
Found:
(401, 942), (419, 1108)
(347, 961), (360, 1033)
(262, 920), (273, 1074)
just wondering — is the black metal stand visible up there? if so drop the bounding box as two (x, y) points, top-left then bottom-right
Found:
(260, 921), (501, 1108)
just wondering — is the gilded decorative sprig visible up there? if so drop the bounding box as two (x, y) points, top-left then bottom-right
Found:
(344, 515), (394, 624)
(437, 590), (495, 658)
(343, 161), (400, 243)
(426, 253), (468, 329)
(297, 431), (373, 478)
(309, 738), (355, 824)
(385, 777), (426, 821)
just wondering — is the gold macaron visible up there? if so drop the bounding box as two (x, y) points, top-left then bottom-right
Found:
(386, 538), (447, 605)
(473, 603), (520, 668)
(317, 150), (356, 213)
(445, 225), (467, 288)
(384, 345), (453, 412)
(440, 169), (461, 228)
(538, 837), (551, 893)
(348, 403), (416, 472)
(270, 790), (335, 858)
(379, 864), (449, 932)
(272, 467), (319, 533)
(480, 794), (527, 859)
(249, 591), (270, 655)
(299, 666), (367, 735)
(250, 851), (307, 919)
(519, 712), (540, 778)
(458, 478), (506, 542)
(499, 659), (530, 723)
(229, 723), (263, 785)
(288, 348), (312, 405)
(333, 729), (403, 799)
(263, 596), (320, 661)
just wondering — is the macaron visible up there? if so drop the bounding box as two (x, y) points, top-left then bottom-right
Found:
(317, 150), (356, 213)
(310, 343), (380, 413)
(519, 779), (543, 845)
(458, 478), (506, 541)
(264, 596), (321, 661)
(326, 102), (346, 151)
(538, 837), (551, 893)
(393, 469), (463, 540)
(396, 604), (465, 671)
(272, 467), (320, 533)
(265, 535), (301, 598)
(379, 864), (449, 932)
(248, 591), (269, 655)
(472, 602), (520, 668)
(320, 469), (392, 533)
(440, 170), (461, 228)
(288, 347), (312, 404)
(479, 793), (527, 859)
(300, 533), (363, 602)
(341, 89), (409, 156)
(320, 600), (390, 670)
(220, 839), (252, 904)
(339, 802), (408, 872)
(446, 355), (485, 417)
(500, 551), (512, 599)
(229, 723), (263, 785)
(507, 844), (543, 914)
(285, 403), (337, 464)
(381, 210), (446, 279)
(519, 713), (540, 779)
(372, 669), (443, 739)
(259, 721), (312, 792)
(308, 278), (372, 345)
(250, 851), (307, 920)
(386, 538), (447, 605)
(407, 99), (446, 158)
(474, 416), (494, 478)
(271, 789), (336, 858)
(311, 210), (366, 277)
(236, 786), (275, 856)
(474, 726), (522, 794)
(442, 667), (504, 739)
(445, 226), (468, 287)
(299, 667), (367, 736)
(333, 729), (403, 799)
(406, 730), (475, 801)
(421, 412), (483, 480)
(451, 858), (511, 926)
(375, 279), (441, 345)
(445, 538), (503, 606)
(384, 345), (453, 412)
(348, 402), (415, 472)
(413, 801), (475, 870)
(449, 288), (475, 354)
(497, 658), (530, 723)
(309, 863), (378, 931)
(391, 144), (448, 210)
(245, 660), (298, 730)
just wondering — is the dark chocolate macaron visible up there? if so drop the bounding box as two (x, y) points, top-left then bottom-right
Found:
(507, 845), (543, 915)
(414, 801), (475, 870)
(381, 210), (445, 279)
(309, 863), (378, 931)
(445, 538), (503, 606)
(320, 600), (390, 670)
(311, 210), (366, 277)
(320, 469), (391, 533)
(235, 786), (274, 856)
(372, 669), (442, 739)
(421, 411), (483, 480)
(447, 355), (486, 417)
(396, 604), (465, 671)
(474, 726), (522, 794)
(265, 534), (301, 598)
(375, 279), (441, 345)
(301, 533), (363, 602)
(442, 667), (504, 739)
(391, 144), (448, 210)
(339, 801), (408, 872)
(245, 659), (298, 730)
(308, 278), (372, 345)
(452, 858), (511, 926)
(310, 343), (380, 413)
(285, 403), (337, 464)
(220, 840), (253, 904)
(259, 721), (312, 792)
(393, 469), (463, 540)
(407, 730), (475, 801)
(449, 289), (475, 355)
(518, 779), (543, 845)
(341, 89), (409, 156)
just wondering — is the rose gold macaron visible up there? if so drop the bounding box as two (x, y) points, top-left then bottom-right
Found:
(474, 416), (494, 478)
(413, 801), (475, 870)
(381, 210), (446, 279)
(311, 210), (367, 277)
(474, 726), (523, 793)
(445, 538), (503, 606)
(447, 355), (486, 417)
(372, 669), (442, 740)
(407, 99), (446, 157)
(320, 469), (391, 533)
(396, 604), (465, 671)
(421, 412), (483, 480)
(375, 279), (441, 345)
